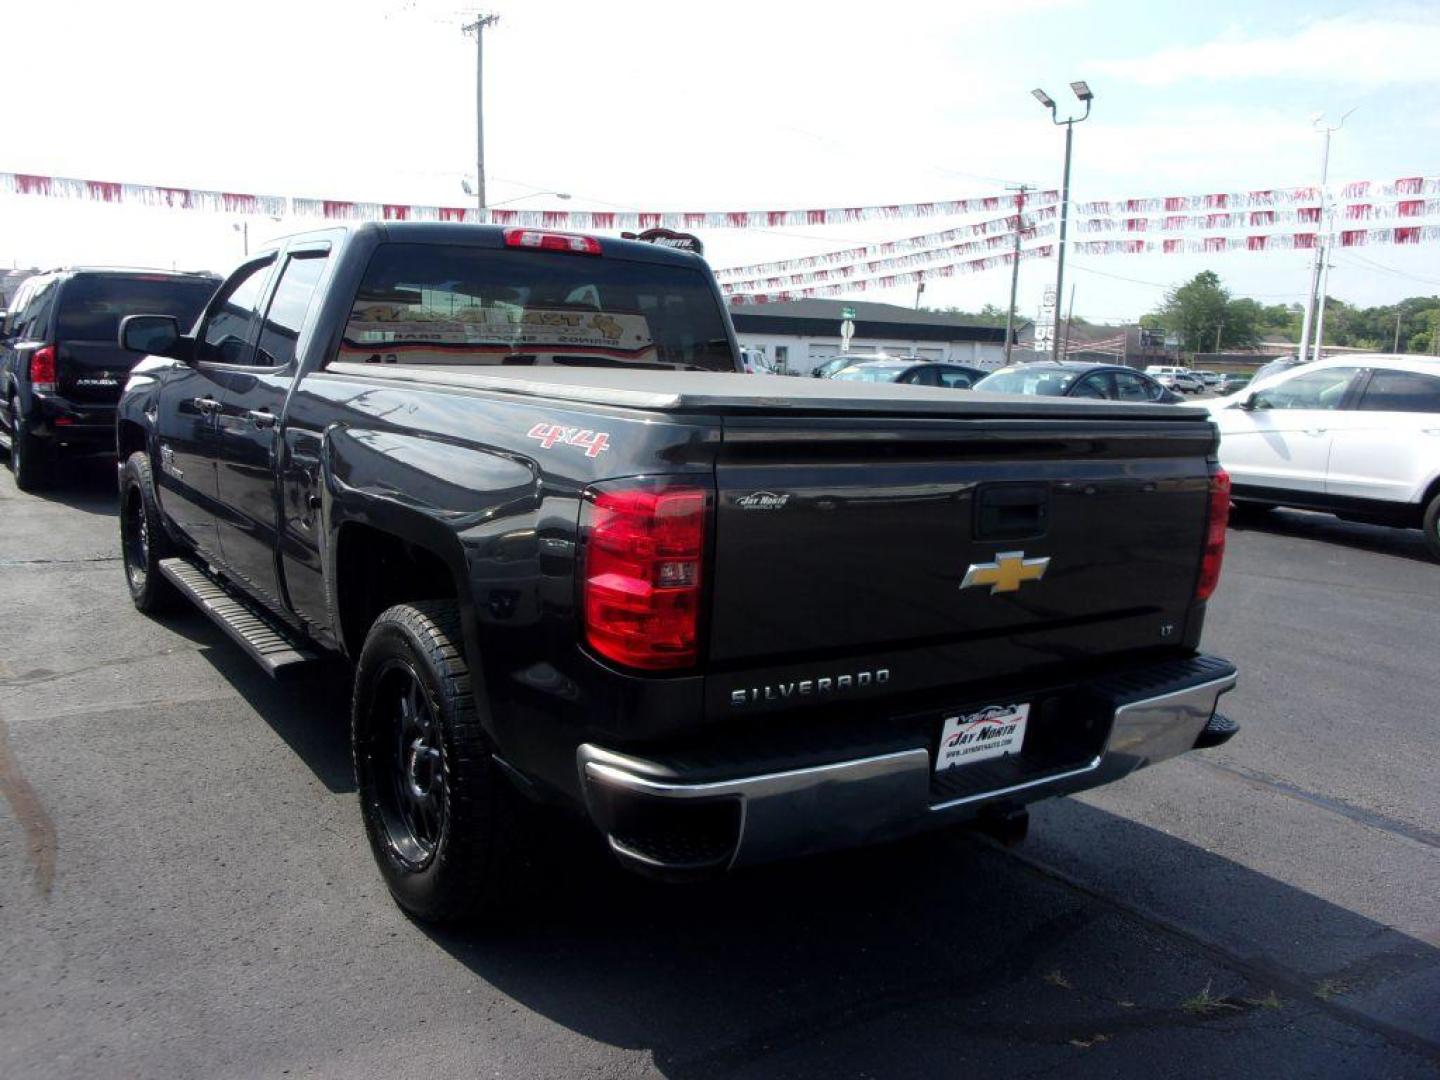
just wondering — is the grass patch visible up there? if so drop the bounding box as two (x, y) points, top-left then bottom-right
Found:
(1314, 978), (1352, 1001)
(1044, 969), (1073, 990)
(1181, 980), (1241, 1017)
(1243, 990), (1284, 1010)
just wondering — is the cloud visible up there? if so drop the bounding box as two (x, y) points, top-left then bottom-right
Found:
(1098, 15), (1440, 87)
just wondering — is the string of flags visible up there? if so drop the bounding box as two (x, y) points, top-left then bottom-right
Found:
(0, 170), (1044, 229)
(725, 247), (1056, 305)
(711, 205), (1057, 280)
(719, 224), (1056, 292)
(1073, 225), (1440, 256)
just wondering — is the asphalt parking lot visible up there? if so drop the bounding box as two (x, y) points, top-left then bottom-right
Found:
(2, 459), (1437, 1079)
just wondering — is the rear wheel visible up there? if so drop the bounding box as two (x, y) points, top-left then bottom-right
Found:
(119, 451), (183, 613)
(8, 397), (49, 492)
(353, 601), (522, 925)
(1423, 492), (1440, 562)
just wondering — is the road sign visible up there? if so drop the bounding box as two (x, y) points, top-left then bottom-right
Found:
(841, 306), (856, 320)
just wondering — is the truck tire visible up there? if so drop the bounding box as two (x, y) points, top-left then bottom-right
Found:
(1423, 491), (1440, 563)
(8, 397), (49, 492)
(352, 601), (520, 925)
(119, 451), (184, 613)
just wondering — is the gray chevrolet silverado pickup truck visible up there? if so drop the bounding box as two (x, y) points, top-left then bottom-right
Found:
(114, 222), (1238, 924)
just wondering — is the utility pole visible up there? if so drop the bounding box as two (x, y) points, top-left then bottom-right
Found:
(1393, 309), (1404, 353)
(1312, 243), (1333, 362)
(1214, 319), (1224, 354)
(1003, 184), (1028, 366)
(463, 12), (500, 221)
(1300, 108), (1355, 363)
(1061, 283), (1076, 359)
(914, 272), (925, 310)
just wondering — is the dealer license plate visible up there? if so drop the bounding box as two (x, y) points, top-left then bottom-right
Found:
(935, 702), (1030, 772)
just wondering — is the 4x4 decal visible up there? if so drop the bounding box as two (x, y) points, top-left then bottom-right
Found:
(525, 423), (610, 458)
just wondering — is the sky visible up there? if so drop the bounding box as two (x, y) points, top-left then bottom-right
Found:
(2, 0), (1439, 324)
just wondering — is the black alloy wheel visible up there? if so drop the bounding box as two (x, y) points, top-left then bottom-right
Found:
(118, 451), (182, 612)
(370, 658), (449, 868)
(353, 601), (522, 925)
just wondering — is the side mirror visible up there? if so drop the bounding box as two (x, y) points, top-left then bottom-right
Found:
(120, 314), (191, 362)
(1238, 391), (1260, 411)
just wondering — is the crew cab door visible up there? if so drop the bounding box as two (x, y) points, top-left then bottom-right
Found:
(210, 246), (331, 607)
(1214, 366), (1361, 494)
(154, 257), (275, 558)
(1326, 367), (1440, 502)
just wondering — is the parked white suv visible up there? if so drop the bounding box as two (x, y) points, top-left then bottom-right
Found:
(1207, 355), (1440, 559)
(1146, 365), (1204, 394)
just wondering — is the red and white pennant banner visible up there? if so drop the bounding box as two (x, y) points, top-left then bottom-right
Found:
(721, 224), (1056, 292)
(727, 246), (1055, 305)
(0, 172), (286, 215)
(712, 201), (1059, 280)
(1075, 225), (1440, 256)
(0, 170), (1047, 229)
(1078, 200), (1440, 234)
(1077, 176), (1440, 216)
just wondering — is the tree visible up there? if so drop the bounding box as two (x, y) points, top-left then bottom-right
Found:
(1151, 271), (1259, 354)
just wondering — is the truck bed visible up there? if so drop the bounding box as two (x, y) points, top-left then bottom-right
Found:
(325, 362), (1210, 421)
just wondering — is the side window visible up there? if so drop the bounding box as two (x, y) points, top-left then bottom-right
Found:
(1252, 367), (1358, 411)
(907, 366), (938, 386)
(196, 258), (274, 366)
(1115, 370), (1161, 402)
(1071, 373), (1111, 399)
(1355, 370), (1440, 414)
(255, 251), (330, 368)
(937, 368), (975, 389)
(17, 281), (57, 341)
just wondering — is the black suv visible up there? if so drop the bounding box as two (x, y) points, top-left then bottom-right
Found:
(1, 267), (219, 488)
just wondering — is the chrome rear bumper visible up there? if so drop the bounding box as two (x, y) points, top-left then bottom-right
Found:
(579, 664), (1236, 874)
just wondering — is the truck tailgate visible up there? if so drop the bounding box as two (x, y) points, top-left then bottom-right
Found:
(710, 415), (1215, 669)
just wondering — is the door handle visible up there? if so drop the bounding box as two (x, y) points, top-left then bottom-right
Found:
(247, 409), (277, 430)
(191, 396), (218, 414)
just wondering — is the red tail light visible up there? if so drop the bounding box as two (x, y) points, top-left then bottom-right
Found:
(503, 228), (601, 255)
(30, 346), (57, 393)
(582, 482), (707, 670)
(1195, 468), (1230, 601)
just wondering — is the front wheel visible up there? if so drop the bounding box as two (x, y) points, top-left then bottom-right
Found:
(1423, 492), (1440, 563)
(352, 601), (521, 925)
(119, 451), (183, 613)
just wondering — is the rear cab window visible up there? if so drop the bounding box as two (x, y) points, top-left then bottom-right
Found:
(56, 274), (218, 343)
(333, 243), (735, 372)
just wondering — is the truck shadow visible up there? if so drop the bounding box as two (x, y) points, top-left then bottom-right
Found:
(162, 611), (356, 794)
(1229, 508), (1434, 564)
(5, 453), (121, 517)
(415, 803), (1440, 1078)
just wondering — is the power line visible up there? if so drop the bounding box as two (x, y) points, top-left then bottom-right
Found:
(1331, 251), (1440, 288)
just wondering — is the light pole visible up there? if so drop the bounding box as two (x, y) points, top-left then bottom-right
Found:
(1032, 81), (1094, 362)
(462, 12), (500, 221)
(1299, 108), (1356, 363)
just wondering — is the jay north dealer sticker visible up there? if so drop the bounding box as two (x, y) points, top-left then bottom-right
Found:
(935, 703), (1030, 772)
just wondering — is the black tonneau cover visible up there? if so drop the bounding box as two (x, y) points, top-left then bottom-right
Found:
(324, 363), (1210, 422)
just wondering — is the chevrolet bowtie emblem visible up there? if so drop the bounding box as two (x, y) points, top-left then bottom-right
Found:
(960, 551), (1050, 594)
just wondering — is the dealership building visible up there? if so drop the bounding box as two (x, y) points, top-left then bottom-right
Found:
(728, 299), (1013, 375)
